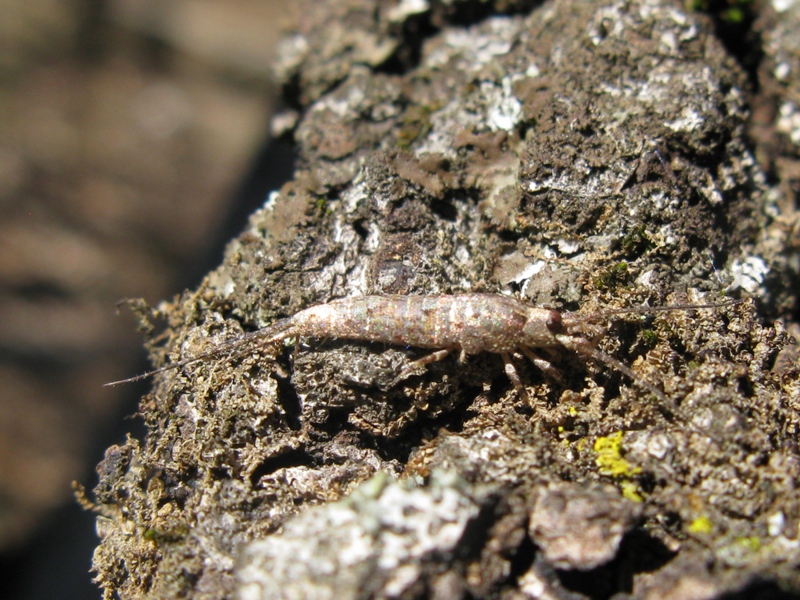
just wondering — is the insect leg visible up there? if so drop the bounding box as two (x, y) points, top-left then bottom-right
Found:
(398, 346), (455, 379)
(519, 346), (566, 385)
(501, 352), (532, 404)
(501, 352), (524, 392)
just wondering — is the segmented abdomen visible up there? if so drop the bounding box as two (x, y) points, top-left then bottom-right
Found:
(292, 294), (528, 354)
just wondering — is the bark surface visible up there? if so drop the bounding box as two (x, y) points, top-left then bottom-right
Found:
(87, 0), (800, 598)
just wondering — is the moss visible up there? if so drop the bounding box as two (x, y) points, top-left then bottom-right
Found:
(142, 523), (189, 545)
(593, 262), (629, 292)
(687, 0), (755, 23)
(639, 329), (659, 349)
(620, 225), (654, 256)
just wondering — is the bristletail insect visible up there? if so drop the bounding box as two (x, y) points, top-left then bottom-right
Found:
(106, 294), (743, 402)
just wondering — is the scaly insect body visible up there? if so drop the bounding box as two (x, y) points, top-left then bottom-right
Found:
(286, 294), (562, 354)
(108, 293), (740, 402)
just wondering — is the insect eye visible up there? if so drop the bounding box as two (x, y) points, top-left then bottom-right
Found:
(546, 311), (563, 333)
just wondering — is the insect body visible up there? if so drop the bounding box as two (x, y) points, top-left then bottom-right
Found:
(107, 293), (740, 402)
(281, 294), (562, 354)
(270, 294), (573, 393)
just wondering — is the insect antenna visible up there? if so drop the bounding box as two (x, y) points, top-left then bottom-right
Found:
(567, 298), (743, 324)
(104, 317), (294, 387)
(555, 298), (744, 401)
(556, 334), (667, 402)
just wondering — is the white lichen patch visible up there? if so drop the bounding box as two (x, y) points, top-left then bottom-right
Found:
(635, 269), (657, 288)
(207, 268), (236, 299)
(235, 471), (481, 600)
(768, 511), (786, 537)
(777, 102), (800, 145)
(727, 255), (769, 293)
(555, 238), (581, 255)
(511, 260), (546, 287)
(665, 106), (704, 132)
(773, 0), (798, 13)
(341, 176), (372, 213)
(262, 190), (280, 212)
(484, 78), (523, 132)
(774, 61), (791, 82)
(415, 18), (526, 155)
(386, 0), (429, 23)
(430, 16), (522, 71)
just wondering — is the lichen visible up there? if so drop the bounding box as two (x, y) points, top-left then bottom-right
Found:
(594, 432), (640, 478)
(87, 0), (800, 597)
(688, 515), (714, 535)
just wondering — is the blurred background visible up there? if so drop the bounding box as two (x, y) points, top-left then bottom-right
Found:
(0, 1), (292, 597)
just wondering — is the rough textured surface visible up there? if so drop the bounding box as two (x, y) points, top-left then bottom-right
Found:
(527, 481), (641, 571)
(87, 0), (800, 598)
(237, 471), (486, 600)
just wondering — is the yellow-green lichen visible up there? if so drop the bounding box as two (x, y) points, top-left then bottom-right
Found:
(594, 431), (643, 501)
(688, 515), (714, 534)
(594, 432), (641, 478)
(620, 480), (643, 502)
(734, 536), (761, 551)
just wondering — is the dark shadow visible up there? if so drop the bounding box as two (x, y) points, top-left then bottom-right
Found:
(557, 529), (676, 599)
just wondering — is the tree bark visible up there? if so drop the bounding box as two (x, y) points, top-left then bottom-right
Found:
(88, 0), (800, 598)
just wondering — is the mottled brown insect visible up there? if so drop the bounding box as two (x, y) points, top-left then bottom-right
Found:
(107, 293), (740, 401)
